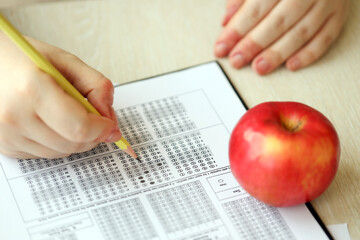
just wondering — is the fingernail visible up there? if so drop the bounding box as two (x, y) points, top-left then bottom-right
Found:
(106, 128), (122, 142)
(255, 58), (271, 75)
(287, 58), (301, 71)
(214, 42), (228, 57)
(230, 52), (246, 69)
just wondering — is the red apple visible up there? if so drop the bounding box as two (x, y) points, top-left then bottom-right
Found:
(229, 101), (340, 207)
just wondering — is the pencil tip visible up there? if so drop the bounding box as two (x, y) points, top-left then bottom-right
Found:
(122, 145), (138, 159)
(136, 157), (141, 163)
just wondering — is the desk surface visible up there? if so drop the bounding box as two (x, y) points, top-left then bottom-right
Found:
(2, 0), (360, 238)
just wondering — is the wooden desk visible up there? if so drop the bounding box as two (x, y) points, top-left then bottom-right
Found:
(2, 0), (359, 238)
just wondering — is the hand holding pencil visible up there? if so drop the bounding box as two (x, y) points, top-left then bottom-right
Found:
(0, 14), (137, 159)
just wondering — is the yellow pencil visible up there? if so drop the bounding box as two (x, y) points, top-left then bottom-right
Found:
(0, 13), (138, 160)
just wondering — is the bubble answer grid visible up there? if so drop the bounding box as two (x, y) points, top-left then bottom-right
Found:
(143, 97), (196, 138)
(17, 143), (110, 175)
(92, 198), (158, 240)
(161, 131), (216, 177)
(147, 181), (220, 234)
(71, 154), (129, 202)
(115, 143), (174, 189)
(26, 166), (82, 216)
(116, 107), (153, 145)
(222, 197), (296, 240)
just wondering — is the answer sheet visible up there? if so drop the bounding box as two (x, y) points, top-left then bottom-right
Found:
(0, 62), (330, 240)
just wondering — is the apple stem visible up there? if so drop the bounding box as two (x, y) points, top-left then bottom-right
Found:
(290, 122), (302, 132)
(282, 120), (303, 132)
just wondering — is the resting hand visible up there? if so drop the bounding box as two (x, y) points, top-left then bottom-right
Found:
(215, 0), (349, 75)
(0, 34), (121, 159)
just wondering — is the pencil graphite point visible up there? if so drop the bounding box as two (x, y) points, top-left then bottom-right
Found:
(122, 145), (138, 159)
(113, 136), (138, 159)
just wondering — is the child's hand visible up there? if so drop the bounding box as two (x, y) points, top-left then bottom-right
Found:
(215, 0), (349, 75)
(0, 34), (121, 159)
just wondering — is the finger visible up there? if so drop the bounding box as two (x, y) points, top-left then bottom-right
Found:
(28, 38), (115, 120)
(252, 2), (331, 75)
(215, 0), (279, 57)
(16, 137), (71, 159)
(15, 152), (39, 160)
(49, 52), (115, 119)
(228, 0), (314, 68)
(34, 71), (121, 143)
(24, 114), (99, 154)
(286, 12), (346, 71)
(1, 150), (38, 159)
(0, 123), (66, 159)
(48, 52), (119, 124)
(222, 0), (245, 27)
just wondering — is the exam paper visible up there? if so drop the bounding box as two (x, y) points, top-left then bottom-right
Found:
(0, 62), (331, 240)
(327, 224), (351, 240)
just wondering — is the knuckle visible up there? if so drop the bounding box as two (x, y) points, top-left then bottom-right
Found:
(295, 26), (311, 41)
(304, 50), (318, 63)
(237, 37), (263, 59)
(273, 15), (286, 31)
(83, 142), (98, 152)
(39, 152), (68, 159)
(267, 50), (283, 64)
(71, 118), (92, 142)
(15, 69), (40, 98)
(1, 150), (20, 159)
(0, 141), (23, 158)
(250, 6), (260, 19)
(67, 143), (86, 154)
(58, 50), (80, 62)
(55, 51), (83, 74)
(16, 68), (51, 107)
(0, 136), (13, 151)
(0, 108), (17, 127)
(64, 142), (96, 155)
(322, 34), (334, 47)
(99, 75), (114, 94)
(289, 0), (306, 9)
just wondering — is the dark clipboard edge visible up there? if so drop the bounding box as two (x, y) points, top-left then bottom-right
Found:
(114, 60), (334, 240)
